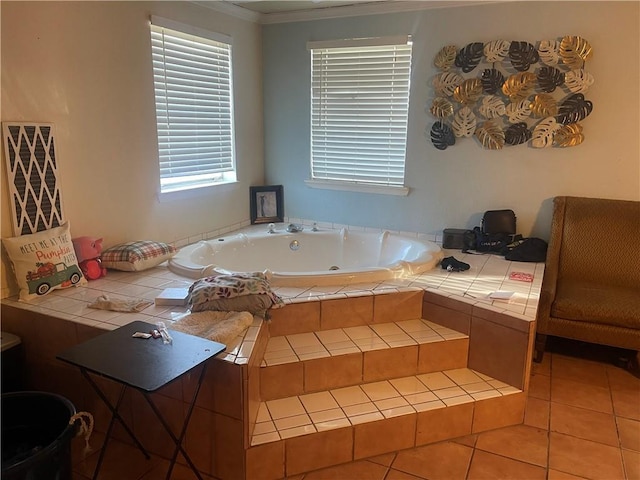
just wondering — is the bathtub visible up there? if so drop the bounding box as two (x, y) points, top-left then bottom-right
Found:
(168, 226), (443, 287)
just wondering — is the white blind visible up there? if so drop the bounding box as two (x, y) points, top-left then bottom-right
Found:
(310, 37), (412, 187)
(151, 20), (235, 193)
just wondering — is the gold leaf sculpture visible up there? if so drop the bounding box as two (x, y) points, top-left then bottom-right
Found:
(453, 78), (483, 105)
(475, 120), (505, 149)
(505, 99), (532, 123)
(564, 69), (595, 94)
(553, 123), (584, 147)
(501, 72), (537, 101)
(434, 45), (458, 71)
(478, 95), (506, 119)
(483, 40), (510, 63)
(433, 72), (463, 97)
(538, 40), (560, 65)
(532, 117), (561, 148)
(430, 97), (454, 118)
(530, 93), (558, 118)
(451, 106), (477, 137)
(560, 36), (593, 69)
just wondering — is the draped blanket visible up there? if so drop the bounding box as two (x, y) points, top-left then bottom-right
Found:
(187, 271), (284, 318)
(170, 310), (253, 347)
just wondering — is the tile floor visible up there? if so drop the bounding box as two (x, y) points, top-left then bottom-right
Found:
(70, 338), (640, 480)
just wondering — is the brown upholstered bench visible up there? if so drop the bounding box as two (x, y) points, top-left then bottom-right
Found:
(535, 196), (640, 363)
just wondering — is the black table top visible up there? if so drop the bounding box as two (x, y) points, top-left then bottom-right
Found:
(57, 321), (225, 392)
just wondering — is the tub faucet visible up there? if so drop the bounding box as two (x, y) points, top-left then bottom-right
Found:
(267, 223), (276, 234)
(286, 223), (303, 233)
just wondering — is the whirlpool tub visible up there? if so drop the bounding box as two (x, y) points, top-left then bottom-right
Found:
(168, 226), (443, 287)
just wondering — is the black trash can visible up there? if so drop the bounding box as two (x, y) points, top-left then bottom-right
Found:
(1, 391), (76, 480)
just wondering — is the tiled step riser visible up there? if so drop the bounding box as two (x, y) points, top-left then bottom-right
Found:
(260, 338), (469, 401)
(245, 392), (527, 479)
(267, 290), (425, 337)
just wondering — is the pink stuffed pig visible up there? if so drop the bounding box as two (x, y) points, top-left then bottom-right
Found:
(72, 236), (107, 280)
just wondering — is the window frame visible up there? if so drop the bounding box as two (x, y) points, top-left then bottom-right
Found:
(307, 35), (413, 196)
(150, 16), (237, 199)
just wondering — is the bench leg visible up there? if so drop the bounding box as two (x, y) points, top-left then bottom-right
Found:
(534, 333), (547, 363)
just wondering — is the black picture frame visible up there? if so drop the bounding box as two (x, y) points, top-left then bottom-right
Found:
(250, 185), (284, 224)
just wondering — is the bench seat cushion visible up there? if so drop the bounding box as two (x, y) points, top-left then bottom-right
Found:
(551, 282), (640, 329)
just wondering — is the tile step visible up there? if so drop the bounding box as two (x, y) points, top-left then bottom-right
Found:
(262, 318), (468, 367)
(259, 318), (473, 401)
(251, 367), (522, 447)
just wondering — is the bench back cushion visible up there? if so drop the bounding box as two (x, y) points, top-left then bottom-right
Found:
(557, 196), (640, 287)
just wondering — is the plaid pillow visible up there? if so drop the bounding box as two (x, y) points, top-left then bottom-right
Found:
(101, 240), (177, 272)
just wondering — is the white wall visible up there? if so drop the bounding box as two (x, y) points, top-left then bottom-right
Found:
(262, 1), (640, 238)
(1, 1), (263, 296)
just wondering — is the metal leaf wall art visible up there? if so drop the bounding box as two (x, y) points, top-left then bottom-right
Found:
(481, 68), (505, 94)
(427, 35), (594, 151)
(433, 72), (464, 96)
(475, 120), (505, 150)
(483, 40), (510, 63)
(451, 106), (477, 137)
(505, 123), (532, 146)
(434, 45), (458, 71)
(455, 43), (484, 73)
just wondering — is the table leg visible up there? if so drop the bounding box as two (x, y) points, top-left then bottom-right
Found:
(143, 363), (208, 480)
(81, 369), (151, 480)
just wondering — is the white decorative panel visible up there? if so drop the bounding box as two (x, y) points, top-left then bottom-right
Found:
(3, 123), (65, 235)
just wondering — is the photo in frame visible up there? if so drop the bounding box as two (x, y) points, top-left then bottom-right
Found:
(250, 185), (284, 224)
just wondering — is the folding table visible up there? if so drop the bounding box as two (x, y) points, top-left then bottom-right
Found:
(57, 320), (225, 480)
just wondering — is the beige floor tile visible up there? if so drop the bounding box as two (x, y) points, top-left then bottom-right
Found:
(314, 328), (350, 344)
(622, 449), (640, 480)
(611, 388), (640, 420)
(551, 376), (613, 414)
(140, 459), (218, 480)
(546, 469), (588, 480)
(392, 441), (473, 480)
(331, 385), (370, 407)
(528, 372), (551, 400)
(302, 459), (388, 480)
(551, 354), (610, 388)
(299, 391), (340, 413)
(309, 408), (346, 424)
(266, 397), (306, 419)
(390, 376), (430, 396)
(549, 432), (625, 479)
(616, 416), (640, 452)
(385, 469), (424, 480)
(452, 434), (477, 448)
(606, 364), (640, 392)
(524, 396), (550, 430)
(475, 424), (549, 467)
(467, 449), (546, 480)
(531, 354), (551, 376)
(443, 367), (483, 385)
(367, 452), (396, 467)
(416, 371), (456, 390)
(362, 380), (401, 401)
(274, 413), (312, 431)
(550, 402), (619, 447)
(73, 437), (158, 480)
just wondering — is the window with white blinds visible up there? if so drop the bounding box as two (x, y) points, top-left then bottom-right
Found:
(309, 36), (412, 190)
(151, 17), (236, 194)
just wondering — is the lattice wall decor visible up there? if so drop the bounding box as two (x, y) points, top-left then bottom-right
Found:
(428, 36), (594, 150)
(3, 123), (65, 235)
